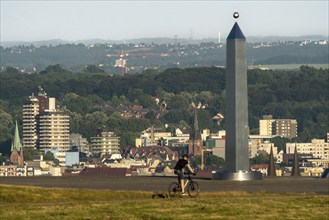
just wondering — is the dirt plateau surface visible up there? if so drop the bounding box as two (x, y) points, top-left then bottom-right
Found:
(0, 176), (328, 194)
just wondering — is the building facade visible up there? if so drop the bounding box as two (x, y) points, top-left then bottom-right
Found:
(286, 139), (329, 163)
(38, 111), (70, 152)
(90, 128), (120, 156)
(22, 87), (70, 155)
(22, 94), (39, 148)
(70, 133), (89, 154)
(259, 115), (297, 139)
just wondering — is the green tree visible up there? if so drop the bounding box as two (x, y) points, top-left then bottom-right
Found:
(40, 64), (69, 74)
(62, 93), (93, 114)
(23, 148), (39, 161)
(120, 131), (137, 147)
(191, 154), (225, 168)
(250, 154), (269, 165)
(44, 151), (59, 165)
(81, 111), (109, 139)
(271, 136), (291, 153)
(0, 108), (14, 143)
(5, 67), (20, 74)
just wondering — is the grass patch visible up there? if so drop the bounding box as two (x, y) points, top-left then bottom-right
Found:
(1, 184), (328, 220)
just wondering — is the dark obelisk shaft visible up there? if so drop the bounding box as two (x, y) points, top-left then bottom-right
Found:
(225, 22), (249, 172)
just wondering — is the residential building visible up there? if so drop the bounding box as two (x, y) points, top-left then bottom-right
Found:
(90, 128), (120, 156)
(0, 165), (17, 176)
(22, 94), (39, 148)
(0, 165), (42, 176)
(38, 111), (70, 152)
(249, 138), (278, 159)
(259, 115), (297, 138)
(259, 115), (275, 136)
(275, 119), (297, 139)
(22, 87), (70, 156)
(135, 127), (189, 147)
(286, 139), (329, 164)
(70, 133), (89, 154)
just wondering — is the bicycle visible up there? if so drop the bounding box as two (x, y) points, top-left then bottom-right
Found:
(168, 172), (200, 198)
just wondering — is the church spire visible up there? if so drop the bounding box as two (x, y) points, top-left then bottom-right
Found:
(11, 121), (22, 152)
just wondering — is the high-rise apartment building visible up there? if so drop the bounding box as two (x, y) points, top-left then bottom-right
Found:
(259, 115), (275, 136)
(259, 115), (297, 139)
(22, 87), (70, 152)
(275, 119), (297, 139)
(90, 128), (120, 156)
(22, 94), (39, 148)
(38, 111), (70, 152)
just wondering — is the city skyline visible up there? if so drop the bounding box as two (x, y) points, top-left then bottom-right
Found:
(1, 0), (328, 42)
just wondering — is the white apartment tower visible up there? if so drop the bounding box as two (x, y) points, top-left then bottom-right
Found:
(22, 87), (70, 152)
(38, 111), (70, 152)
(22, 94), (39, 148)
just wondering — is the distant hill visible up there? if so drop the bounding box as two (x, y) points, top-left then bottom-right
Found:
(1, 35), (328, 48)
(0, 38), (327, 73)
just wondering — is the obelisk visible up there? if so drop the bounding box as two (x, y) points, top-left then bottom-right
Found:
(213, 12), (261, 180)
(225, 16), (249, 173)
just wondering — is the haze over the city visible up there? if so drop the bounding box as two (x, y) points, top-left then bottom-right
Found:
(1, 0), (328, 43)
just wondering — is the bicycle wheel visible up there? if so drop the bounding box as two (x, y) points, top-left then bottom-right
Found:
(168, 182), (181, 198)
(187, 181), (200, 198)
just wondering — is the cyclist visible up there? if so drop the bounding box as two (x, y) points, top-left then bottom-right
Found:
(174, 154), (194, 195)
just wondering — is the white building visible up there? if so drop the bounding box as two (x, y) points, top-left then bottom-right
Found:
(23, 87), (70, 154)
(286, 139), (329, 162)
(90, 129), (120, 156)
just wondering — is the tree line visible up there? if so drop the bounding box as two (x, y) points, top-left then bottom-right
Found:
(0, 65), (328, 156)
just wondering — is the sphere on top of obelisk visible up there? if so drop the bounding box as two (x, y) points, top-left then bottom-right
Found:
(233, 10), (239, 19)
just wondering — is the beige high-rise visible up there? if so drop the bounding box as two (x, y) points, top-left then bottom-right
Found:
(22, 94), (39, 149)
(22, 87), (70, 152)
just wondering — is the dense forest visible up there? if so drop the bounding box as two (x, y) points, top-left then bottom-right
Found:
(0, 65), (328, 156)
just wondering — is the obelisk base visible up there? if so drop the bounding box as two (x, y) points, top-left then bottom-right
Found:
(212, 170), (262, 181)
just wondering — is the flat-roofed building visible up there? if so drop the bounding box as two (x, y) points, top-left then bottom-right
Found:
(22, 87), (70, 158)
(90, 128), (120, 156)
(259, 115), (297, 139)
(38, 111), (70, 152)
(286, 139), (329, 166)
(22, 94), (39, 148)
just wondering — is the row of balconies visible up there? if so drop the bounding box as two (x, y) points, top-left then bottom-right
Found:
(23, 140), (37, 144)
(23, 132), (36, 135)
(91, 143), (120, 145)
(91, 139), (120, 142)
(38, 140), (70, 144)
(39, 119), (69, 122)
(40, 130), (69, 133)
(38, 118), (69, 121)
(23, 125), (37, 128)
(39, 138), (70, 141)
(39, 129), (70, 131)
(38, 125), (69, 127)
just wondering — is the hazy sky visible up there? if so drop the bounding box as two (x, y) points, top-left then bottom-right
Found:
(1, 0), (328, 42)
